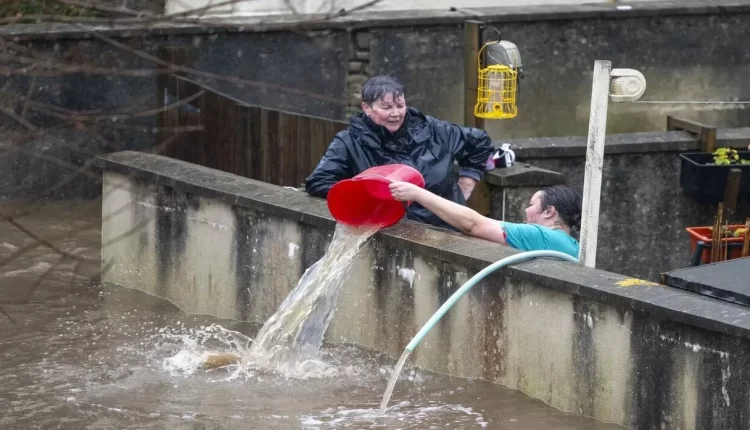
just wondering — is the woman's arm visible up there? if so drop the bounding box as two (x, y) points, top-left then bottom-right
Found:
(390, 182), (507, 244)
(457, 177), (477, 200)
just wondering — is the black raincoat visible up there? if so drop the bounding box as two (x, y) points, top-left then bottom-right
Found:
(305, 108), (494, 229)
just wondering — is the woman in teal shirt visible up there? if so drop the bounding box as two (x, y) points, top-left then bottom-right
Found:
(389, 183), (581, 258)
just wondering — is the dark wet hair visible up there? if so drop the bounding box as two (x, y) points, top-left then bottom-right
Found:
(539, 185), (582, 235)
(361, 75), (405, 105)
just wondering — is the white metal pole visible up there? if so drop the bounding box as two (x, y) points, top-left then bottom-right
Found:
(578, 60), (612, 268)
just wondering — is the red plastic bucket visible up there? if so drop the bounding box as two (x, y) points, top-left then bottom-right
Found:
(327, 164), (425, 228)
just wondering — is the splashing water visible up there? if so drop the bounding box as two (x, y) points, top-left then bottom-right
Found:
(158, 323), (255, 379)
(302, 400), (490, 428)
(156, 323), (356, 382)
(249, 223), (379, 370)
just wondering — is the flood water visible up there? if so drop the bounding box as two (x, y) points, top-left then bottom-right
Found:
(0, 200), (625, 429)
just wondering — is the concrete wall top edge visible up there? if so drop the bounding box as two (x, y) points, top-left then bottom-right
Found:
(3, 0), (750, 40)
(509, 128), (750, 159)
(96, 150), (750, 341)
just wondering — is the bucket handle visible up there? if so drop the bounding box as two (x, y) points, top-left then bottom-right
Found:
(352, 174), (395, 183)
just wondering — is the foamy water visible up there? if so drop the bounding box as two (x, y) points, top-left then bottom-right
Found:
(150, 323), (491, 428)
(155, 323), (346, 381)
(302, 401), (489, 428)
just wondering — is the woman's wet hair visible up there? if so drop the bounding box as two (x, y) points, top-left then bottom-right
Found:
(539, 185), (582, 235)
(361, 76), (405, 105)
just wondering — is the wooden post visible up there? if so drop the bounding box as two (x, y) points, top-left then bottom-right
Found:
(578, 60), (612, 268)
(156, 46), (191, 95)
(463, 20), (492, 216)
(723, 169), (742, 215)
(711, 203), (724, 263)
(666, 116), (716, 153)
(701, 127), (717, 153)
(156, 46), (192, 157)
(464, 20), (484, 130)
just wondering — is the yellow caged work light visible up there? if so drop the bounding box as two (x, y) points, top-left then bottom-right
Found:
(474, 40), (523, 120)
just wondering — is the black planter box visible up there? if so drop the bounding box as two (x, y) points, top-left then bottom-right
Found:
(679, 151), (750, 204)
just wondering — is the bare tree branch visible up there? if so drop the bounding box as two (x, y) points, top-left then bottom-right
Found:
(0, 0), (384, 332)
(0, 86), (204, 122)
(71, 23), (346, 105)
(0, 212), (99, 263)
(22, 253), (67, 303)
(0, 105), (38, 130)
(0, 305), (17, 324)
(51, 0), (143, 17)
(0, 0), (247, 25)
(20, 75), (37, 120)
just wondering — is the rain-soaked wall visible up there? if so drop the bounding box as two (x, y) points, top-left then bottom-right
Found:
(491, 128), (750, 281)
(3, 2), (750, 138)
(4, 3), (750, 202)
(97, 150), (750, 429)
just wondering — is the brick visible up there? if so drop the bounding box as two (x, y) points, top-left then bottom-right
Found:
(346, 74), (369, 87)
(355, 31), (371, 49)
(353, 50), (370, 62)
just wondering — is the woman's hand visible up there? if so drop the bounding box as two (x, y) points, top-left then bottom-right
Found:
(389, 181), (424, 202)
(457, 177), (477, 200)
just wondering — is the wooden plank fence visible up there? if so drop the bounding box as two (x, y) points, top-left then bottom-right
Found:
(156, 74), (347, 188)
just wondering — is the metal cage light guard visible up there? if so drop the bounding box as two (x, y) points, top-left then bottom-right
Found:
(474, 41), (519, 120)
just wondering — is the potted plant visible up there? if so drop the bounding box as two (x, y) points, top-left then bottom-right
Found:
(686, 223), (749, 265)
(679, 147), (750, 204)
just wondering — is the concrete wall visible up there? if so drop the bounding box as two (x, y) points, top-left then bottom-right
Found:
(166, 0), (647, 17)
(3, 2), (749, 202)
(3, 2), (749, 137)
(368, 10), (750, 140)
(488, 128), (750, 281)
(98, 150), (750, 429)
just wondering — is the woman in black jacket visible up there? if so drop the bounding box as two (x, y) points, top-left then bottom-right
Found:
(305, 75), (495, 229)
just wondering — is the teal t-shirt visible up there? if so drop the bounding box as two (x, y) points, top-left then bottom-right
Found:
(500, 221), (580, 258)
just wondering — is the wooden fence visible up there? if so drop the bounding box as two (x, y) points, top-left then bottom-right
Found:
(156, 74), (347, 188)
